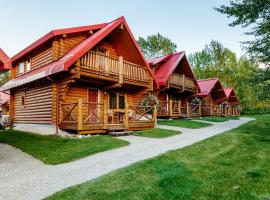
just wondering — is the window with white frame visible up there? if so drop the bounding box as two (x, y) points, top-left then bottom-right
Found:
(19, 62), (25, 74)
(26, 61), (31, 72)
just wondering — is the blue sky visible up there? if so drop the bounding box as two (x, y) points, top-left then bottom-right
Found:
(0, 0), (250, 57)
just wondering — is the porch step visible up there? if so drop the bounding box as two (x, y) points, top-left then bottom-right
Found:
(108, 131), (132, 137)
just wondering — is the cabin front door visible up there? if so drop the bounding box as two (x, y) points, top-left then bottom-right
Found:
(87, 89), (99, 123)
(108, 93), (126, 125)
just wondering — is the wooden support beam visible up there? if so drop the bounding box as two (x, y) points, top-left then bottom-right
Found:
(77, 99), (83, 130)
(169, 98), (172, 116)
(178, 99), (181, 116)
(153, 105), (157, 128)
(103, 95), (108, 129)
(199, 102), (202, 117)
(103, 83), (122, 90)
(187, 102), (190, 117)
(124, 93), (129, 129)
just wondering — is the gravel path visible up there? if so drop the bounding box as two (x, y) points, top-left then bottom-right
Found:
(0, 117), (253, 200)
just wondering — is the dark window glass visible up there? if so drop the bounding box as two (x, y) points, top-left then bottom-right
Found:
(109, 93), (117, 109)
(119, 95), (125, 109)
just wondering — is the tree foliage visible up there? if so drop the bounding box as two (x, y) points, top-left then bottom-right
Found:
(0, 72), (9, 86)
(215, 0), (270, 64)
(189, 40), (269, 111)
(137, 33), (177, 59)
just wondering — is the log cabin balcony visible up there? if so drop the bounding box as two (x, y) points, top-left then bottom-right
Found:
(168, 73), (196, 92)
(78, 51), (152, 87)
(59, 99), (157, 134)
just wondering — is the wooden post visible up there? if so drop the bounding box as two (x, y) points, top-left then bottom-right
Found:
(77, 99), (83, 131)
(124, 94), (129, 129)
(187, 102), (190, 117)
(119, 56), (123, 85)
(103, 95), (108, 129)
(169, 98), (173, 116)
(210, 100), (213, 116)
(199, 102), (202, 117)
(153, 105), (157, 128)
(9, 90), (15, 126)
(178, 99), (181, 117)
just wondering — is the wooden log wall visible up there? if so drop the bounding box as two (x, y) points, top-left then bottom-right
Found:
(13, 80), (52, 124)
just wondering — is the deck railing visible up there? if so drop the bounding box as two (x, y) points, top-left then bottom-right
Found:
(80, 51), (151, 84)
(169, 73), (196, 91)
(60, 99), (156, 131)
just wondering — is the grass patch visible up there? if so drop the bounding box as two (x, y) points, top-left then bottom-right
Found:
(158, 119), (211, 129)
(47, 115), (270, 200)
(132, 128), (181, 138)
(0, 130), (128, 165)
(200, 116), (240, 122)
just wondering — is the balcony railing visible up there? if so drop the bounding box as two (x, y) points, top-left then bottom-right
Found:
(79, 51), (151, 85)
(169, 73), (196, 91)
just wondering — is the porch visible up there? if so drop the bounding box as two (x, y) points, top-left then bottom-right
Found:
(157, 100), (201, 118)
(202, 104), (241, 117)
(77, 51), (152, 88)
(59, 99), (157, 134)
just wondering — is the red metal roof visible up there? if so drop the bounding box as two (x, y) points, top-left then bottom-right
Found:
(0, 49), (11, 71)
(197, 78), (225, 98)
(1, 16), (156, 91)
(12, 23), (107, 62)
(224, 87), (239, 104)
(224, 87), (233, 98)
(148, 51), (196, 87)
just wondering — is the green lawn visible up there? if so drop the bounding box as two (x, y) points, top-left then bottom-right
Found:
(132, 128), (181, 138)
(158, 119), (211, 128)
(0, 130), (128, 165)
(46, 115), (270, 200)
(200, 116), (240, 122)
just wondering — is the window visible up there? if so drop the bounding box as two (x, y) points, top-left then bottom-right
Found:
(26, 61), (31, 72)
(20, 91), (26, 107)
(119, 95), (125, 109)
(109, 93), (117, 109)
(19, 62), (25, 74)
(109, 93), (125, 109)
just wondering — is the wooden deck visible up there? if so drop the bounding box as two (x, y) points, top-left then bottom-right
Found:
(78, 51), (152, 87)
(59, 99), (157, 134)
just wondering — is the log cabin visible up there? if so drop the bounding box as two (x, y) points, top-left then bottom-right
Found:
(224, 87), (241, 116)
(148, 52), (199, 118)
(197, 78), (227, 116)
(0, 16), (157, 135)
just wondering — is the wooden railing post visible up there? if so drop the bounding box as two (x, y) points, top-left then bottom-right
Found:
(103, 95), (108, 129)
(187, 102), (190, 117)
(199, 102), (202, 117)
(119, 56), (123, 84)
(153, 105), (157, 128)
(210, 100), (213, 116)
(169, 98), (173, 116)
(124, 94), (129, 129)
(77, 99), (83, 131)
(178, 100), (181, 116)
